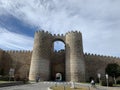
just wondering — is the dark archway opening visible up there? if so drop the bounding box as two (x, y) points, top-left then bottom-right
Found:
(50, 40), (66, 81)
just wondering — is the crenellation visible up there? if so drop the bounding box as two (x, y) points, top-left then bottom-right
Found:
(53, 34), (56, 37)
(10, 50), (14, 53)
(53, 33), (65, 37)
(94, 54), (97, 56)
(84, 52), (87, 55)
(35, 30), (39, 33)
(4, 50), (32, 54)
(46, 31), (49, 34)
(35, 30), (52, 37)
(41, 30), (45, 33)
(78, 31), (82, 34)
(84, 52), (120, 60)
(61, 34), (64, 36)
(57, 34), (60, 36)
(75, 31), (77, 33)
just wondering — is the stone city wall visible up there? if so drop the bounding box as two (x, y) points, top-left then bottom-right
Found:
(84, 53), (120, 81)
(2, 50), (32, 79)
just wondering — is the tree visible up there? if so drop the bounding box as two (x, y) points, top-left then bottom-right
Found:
(105, 63), (120, 84)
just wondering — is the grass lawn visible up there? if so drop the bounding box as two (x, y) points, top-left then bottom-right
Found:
(0, 81), (15, 83)
(50, 86), (88, 90)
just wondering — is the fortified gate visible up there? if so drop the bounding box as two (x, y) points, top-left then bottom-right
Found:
(29, 31), (86, 82)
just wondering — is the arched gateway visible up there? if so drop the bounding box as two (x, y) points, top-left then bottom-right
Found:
(29, 31), (86, 82)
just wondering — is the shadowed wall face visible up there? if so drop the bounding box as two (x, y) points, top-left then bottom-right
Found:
(51, 50), (65, 81)
(2, 51), (32, 78)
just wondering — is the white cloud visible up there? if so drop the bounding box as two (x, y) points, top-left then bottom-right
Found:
(0, 27), (33, 50)
(0, 0), (120, 56)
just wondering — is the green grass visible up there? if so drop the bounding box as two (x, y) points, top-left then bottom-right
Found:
(0, 81), (15, 83)
(50, 86), (88, 90)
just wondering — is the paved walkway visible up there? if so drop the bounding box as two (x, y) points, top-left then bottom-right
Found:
(0, 82), (119, 90)
(0, 82), (49, 90)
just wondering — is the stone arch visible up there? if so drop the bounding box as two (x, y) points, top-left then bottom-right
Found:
(52, 34), (65, 43)
(52, 38), (66, 51)
(51, 36), (66, 81)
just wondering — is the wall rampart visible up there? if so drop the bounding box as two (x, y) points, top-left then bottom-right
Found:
(84, 53), (120, 81)
(2, 50), (32, 78)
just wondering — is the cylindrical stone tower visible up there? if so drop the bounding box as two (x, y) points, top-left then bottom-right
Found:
(65, 31), (85, 82)
(29, 31), (52, 81)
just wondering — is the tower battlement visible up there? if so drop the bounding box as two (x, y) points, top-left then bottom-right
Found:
(35, 30), (52, 36)
(65, 30), (82, 36)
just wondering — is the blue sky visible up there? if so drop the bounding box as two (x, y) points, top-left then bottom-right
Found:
(0, 0), (120, 57)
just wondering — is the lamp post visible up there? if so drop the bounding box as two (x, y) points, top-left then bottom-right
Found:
(105, 74), (109, 87)
(97, 73), (101, 85)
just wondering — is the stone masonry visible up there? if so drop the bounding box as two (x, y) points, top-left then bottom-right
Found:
(0, 30), (120, 82)
(29, 31), (85, 82)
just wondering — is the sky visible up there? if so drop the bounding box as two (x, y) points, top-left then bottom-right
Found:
(0, 0), (120, 57)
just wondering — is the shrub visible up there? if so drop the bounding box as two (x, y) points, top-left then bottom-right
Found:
(101, 80), (113, 86)
(117, 80), (120, 84)
(0, 76), (14, 81)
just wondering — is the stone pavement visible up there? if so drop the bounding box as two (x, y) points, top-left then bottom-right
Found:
(0, 82), (119, 90)
(0, 82), (49, 90)
(89, 85), (120, 90)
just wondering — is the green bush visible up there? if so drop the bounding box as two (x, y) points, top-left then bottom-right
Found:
(0, 76), (14, 81)
(117, 80), (120, 84)
(101, 80), (113, 86)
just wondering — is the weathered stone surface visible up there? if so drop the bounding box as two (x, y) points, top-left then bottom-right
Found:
(65, 32), (85, 82)
(0, 30), (120, 82)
